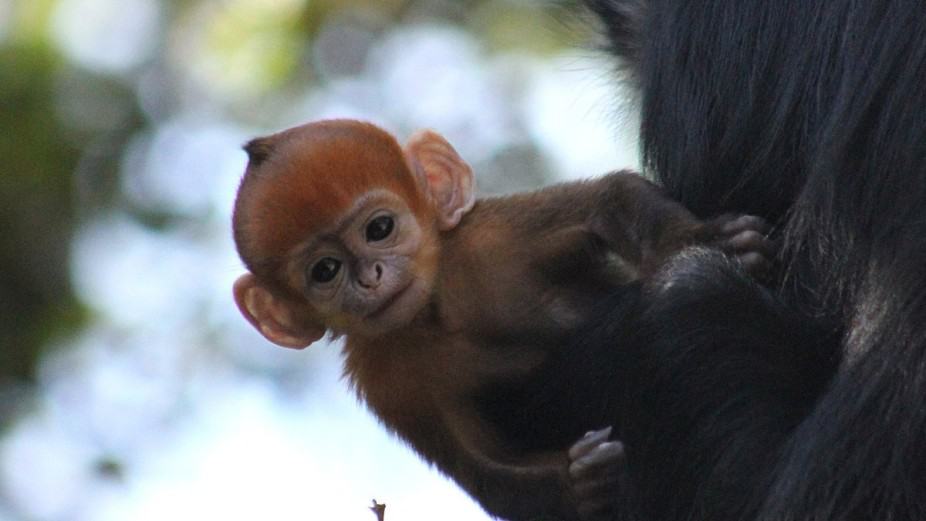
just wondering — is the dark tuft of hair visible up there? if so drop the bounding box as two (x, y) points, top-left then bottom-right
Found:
(243, 137), (275, 167)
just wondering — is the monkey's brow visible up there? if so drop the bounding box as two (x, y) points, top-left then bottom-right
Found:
(335, 189), (405, 231)
(294, 189), (404, 257)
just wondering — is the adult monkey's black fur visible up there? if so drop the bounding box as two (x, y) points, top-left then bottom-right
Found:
(573, 0), (926, 520)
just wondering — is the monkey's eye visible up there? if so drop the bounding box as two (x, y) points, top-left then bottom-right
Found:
(310, 257), (342, 284)
(365, 215), (395, 242)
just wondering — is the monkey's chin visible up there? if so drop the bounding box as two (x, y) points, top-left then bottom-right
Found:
(360, 278), (431, 336)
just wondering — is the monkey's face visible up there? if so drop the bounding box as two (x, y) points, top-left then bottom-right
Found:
(233, 120), (474, 348)
(287, 189), (439, 337)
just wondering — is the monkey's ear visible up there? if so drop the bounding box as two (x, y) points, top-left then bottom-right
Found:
(405, 130), (476, 231)
(233, 274), (326, 349)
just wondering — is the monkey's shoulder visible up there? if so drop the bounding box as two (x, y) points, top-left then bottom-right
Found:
(467, 172), (649, 229)
(454, 178), (643, 284)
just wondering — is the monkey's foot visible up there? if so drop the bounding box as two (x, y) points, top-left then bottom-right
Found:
(568, 426), (626, 521)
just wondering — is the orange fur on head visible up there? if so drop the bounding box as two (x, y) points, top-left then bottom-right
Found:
(232, 120), (429, 285)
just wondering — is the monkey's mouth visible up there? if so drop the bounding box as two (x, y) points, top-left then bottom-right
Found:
(365, 281), (413, 320)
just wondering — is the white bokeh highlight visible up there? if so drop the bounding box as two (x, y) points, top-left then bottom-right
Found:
(50, 0), (162, 73)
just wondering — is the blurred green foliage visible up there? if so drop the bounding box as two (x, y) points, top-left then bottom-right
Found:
(0, 43), (83, 383)
(0, 12), (145, 388)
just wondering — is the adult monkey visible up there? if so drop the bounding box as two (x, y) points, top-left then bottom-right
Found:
(575, 0), (926, 520)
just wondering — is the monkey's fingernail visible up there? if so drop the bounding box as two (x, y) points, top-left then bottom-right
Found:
(597, 441), (625, 458)
(583, 426), (612, 440)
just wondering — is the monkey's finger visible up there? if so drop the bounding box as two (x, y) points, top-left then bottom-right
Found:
(728, 230), (777, 258)
(568, 427), (613, 460)
(721, 214), (772, 236)
(576, 491), (620, 521)
(570, 441), (626, 479)
(574, 472), (621, 498)
(737, 252), (773, 276)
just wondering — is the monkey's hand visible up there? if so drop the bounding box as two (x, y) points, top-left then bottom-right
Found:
(568, 426), (626, 521)
(703, 214), (776, 276)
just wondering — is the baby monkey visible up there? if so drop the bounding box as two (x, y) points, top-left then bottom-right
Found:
(232, 119), (772, 520)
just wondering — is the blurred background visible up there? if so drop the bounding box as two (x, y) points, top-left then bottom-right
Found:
(0, 0), (639, 519)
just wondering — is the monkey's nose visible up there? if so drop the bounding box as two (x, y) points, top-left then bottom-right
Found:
(357, 262), (384, 289)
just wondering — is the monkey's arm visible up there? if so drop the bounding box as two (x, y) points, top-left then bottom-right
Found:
(590, 172), (774, 276)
